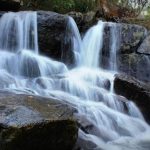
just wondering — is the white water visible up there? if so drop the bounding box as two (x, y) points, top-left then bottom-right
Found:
(80, 21), (105, 68)
(109, 23), (121, 71)
(0, 12), (38, 53)
(0, 12), (150, 150)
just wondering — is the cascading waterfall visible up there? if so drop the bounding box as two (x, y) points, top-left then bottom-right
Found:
(67, 16), (82, 66)
(0, 12), (150, 150)
(80, 21), (105, 68)
(109, 23), (121, 71)
(0, 12), (38, 53)
(0, 12), (67, 80)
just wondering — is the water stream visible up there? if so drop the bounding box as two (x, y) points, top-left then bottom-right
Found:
(0, 11), (150, 150)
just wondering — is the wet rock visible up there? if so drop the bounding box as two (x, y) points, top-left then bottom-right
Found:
(37, 11), (74, 65)
(0, 91), (78, 150)
(137, 34), (150, 55)
(68, 11), (96, 33)
(102, 23), (147, 56)
(101, 23), (149, 82)
(114, 74), (150, 124)
(117, 53), (150, 82)
(119, 24), (147, 54)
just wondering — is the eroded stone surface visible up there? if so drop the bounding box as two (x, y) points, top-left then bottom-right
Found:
(0, 91), (78, 150)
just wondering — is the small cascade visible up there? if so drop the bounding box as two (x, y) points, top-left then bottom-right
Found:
(67, 17), (82, 66)
(80, 21), (105, 68)
(0, 12), (38, 53)
(0, 12), (150, 150)
(0, 12), (68, 89)
(109, 23), (121, 71)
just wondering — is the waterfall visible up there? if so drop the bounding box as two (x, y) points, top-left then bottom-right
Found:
(109, 23), (121, 71)
(80, 21), (105, 68)
(0, 12), (150, 150)
(0, 12), (38, 53)
(67, 17), (82, 66)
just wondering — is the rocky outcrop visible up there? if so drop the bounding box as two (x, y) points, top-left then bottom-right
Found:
(68, 11), (97, 33)
(37, 11), (74, 65)
(137, 34), (150, 55)
(0, 91), (78, 150)
(117, 53), (150, 82)
(101, 23), (150, 82)
(114, 74), (150, 124)
(103, 23), (147, 54)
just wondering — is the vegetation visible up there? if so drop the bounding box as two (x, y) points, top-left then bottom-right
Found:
(96, 0), (149, 18)
(20, 0), (98, 13)
(20, 0), (149, 19)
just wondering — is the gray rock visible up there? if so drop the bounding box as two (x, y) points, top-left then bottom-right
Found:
(114, 74), (150, 124)
(101, 23), (149, 82)
(0, 91), (78, 150)
(68, 11), (97, 33)
(102, 23), (147, 56)
(37, 11), (74, 65)
(117, 53), (150, 82)
(137, 34), (150, 55)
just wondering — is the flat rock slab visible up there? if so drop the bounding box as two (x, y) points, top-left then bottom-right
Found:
(0, 91), (78, 150)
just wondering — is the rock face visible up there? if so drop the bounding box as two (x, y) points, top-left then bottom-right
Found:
(137, 34), (150, 55)
(117, 53), (150, 82)
(0, 91), (78, 150)
(68, 11), (97, 33)
(37, 11), (74, 65)
(100, 22), (150, 82)
(102, 23), (147, 55)
(114, 74), (150, 124)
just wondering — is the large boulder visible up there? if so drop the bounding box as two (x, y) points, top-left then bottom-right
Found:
(37, 11), (74, 65)
(137, 34), (150, 55)
(100, 23), (149, 82)
(0, 91), (78, 150)
(68, 11), (97, 33)
(117, 53), (150, 82)
(102, 23), (147, 55)
(114, 74), (150, 124)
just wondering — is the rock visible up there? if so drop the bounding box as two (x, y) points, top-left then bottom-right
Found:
(37, 11), (74, 65)
(117, 53), (150, 82)
(0, 91), (78, 150)
(114, 74), (150, 124)
(102, 23), (147, 56)
(68, 11), (97, 33)
(119, 23), (147, 54)
(0, 0), (20, 11)
(137, 34), (150, 55)
(101, 23), (149, 82)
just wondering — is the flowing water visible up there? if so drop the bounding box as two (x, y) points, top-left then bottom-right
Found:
(0, 11), (150, 150)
